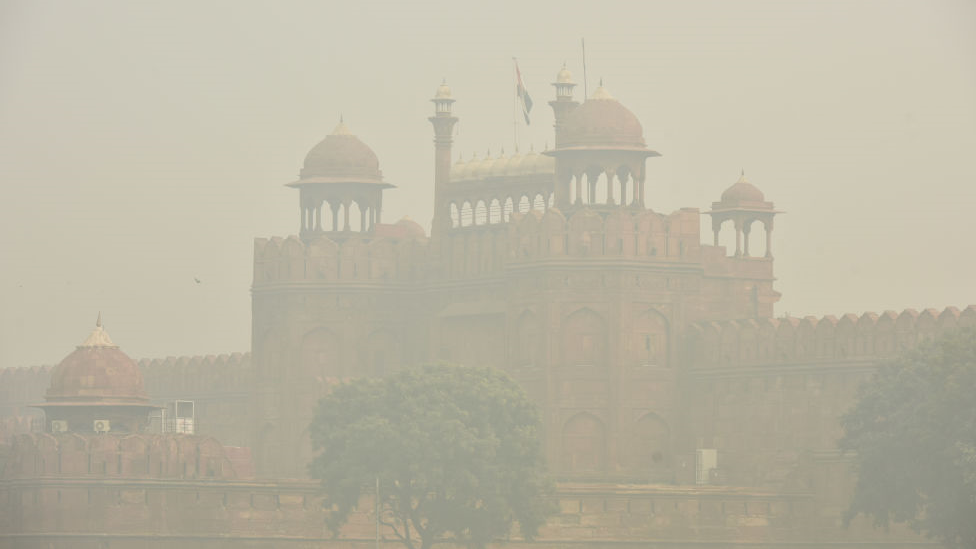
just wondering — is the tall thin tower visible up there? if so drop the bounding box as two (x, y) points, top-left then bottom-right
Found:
(429, 81), (457, 236)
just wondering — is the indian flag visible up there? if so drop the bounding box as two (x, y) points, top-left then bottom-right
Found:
(515, 60), (533, 125)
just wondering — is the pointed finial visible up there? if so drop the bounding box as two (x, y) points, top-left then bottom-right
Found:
(599, 77), (603, 86)
(96, 312), (102, 328)
(340, 114), (344, 123)
(500, 147), (505, 157)
(741, 168), (745, 176)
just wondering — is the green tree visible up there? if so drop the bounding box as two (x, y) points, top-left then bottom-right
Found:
(840, 327), (976, 548)
(308, 364), (553, 549)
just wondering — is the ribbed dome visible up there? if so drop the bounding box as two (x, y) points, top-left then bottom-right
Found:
(556, 66), (573, 84)
(434, 82), (453, 100)
(451, 154), (466, 180)
(560, 87), (645, 150)
(489, 152), (510, 176)
(505, 152), (523, 174)
(297, 121), (383, 183)
(721, 173), (766, 204)
(45, 322), (148, 405)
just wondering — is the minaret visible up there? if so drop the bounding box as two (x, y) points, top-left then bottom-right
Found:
(549, 64), (579, 148)
(429, 81), (457, 235)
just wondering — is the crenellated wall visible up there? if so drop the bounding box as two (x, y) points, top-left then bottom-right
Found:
(681, 305), (976, 491)
(686, 305), (975, 369)
(253, 224), (429, 287)
(140, 353), (253, 446)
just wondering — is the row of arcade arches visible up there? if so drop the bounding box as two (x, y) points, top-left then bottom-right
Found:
(450, 193), (555, 228)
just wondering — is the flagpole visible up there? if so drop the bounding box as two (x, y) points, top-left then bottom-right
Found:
(512, 57), (519, 153)
(581, 38), (589, 99)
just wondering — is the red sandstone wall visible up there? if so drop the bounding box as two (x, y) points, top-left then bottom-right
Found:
(0, 477), (929, 549)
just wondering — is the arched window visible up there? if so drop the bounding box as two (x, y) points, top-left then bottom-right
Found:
(475, 200), (488, 225)
(533, 194), (545, 212)
(489, 199), (501, 224)
(450, 203), (460, 228)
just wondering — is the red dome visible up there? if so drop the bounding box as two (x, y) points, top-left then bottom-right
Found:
(719, 174), (768, 205)
(298, 121), (382, 183)
(560, 88), (645, 150)
(721, 181), (765, 203)
(45, 326), (148, 405)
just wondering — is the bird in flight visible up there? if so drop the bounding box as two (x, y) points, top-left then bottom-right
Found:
(194, 278), (201, 284)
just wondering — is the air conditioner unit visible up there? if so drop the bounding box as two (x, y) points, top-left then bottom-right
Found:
(51, 420), (68, 433)
(93, 419), (111, 433)
(696, 448), (718, 485)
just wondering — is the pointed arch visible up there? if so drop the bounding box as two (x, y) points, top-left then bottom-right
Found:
(634, 309), (669, 367)
(631, 412), (670, 472)
(562, 412), (606, 473)
(489, 198), (501, 224)
(475, 200), (488, 225)
(301, 327), (340, 378)
(533, 193), (545, 212)
(366, 329), (397, 377)
(515, 310), (540, 367)
(562, 308), (607, 366)
(450, 203), (460, 228)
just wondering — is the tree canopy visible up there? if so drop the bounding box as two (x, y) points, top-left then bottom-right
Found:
(308, 364), (553, 549)
(840, 327), (976, 547)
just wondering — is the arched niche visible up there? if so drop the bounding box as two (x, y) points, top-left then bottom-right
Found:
(634, 309), (669, 367)
(562, 308), (607, 366)
(301, 327), (340, 378)
(562, 412), (606, 473)
(515, 310), (540, 367)
(366, 329), (397, 377)
(631, 412), (670, 474)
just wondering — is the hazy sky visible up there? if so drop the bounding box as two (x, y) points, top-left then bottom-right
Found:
(1, 0), (974, 368)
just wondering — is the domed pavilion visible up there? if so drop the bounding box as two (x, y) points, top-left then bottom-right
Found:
(288, 119), (394, 239)
(36, 316), (158, 434)
(546, 81), (660, 210)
